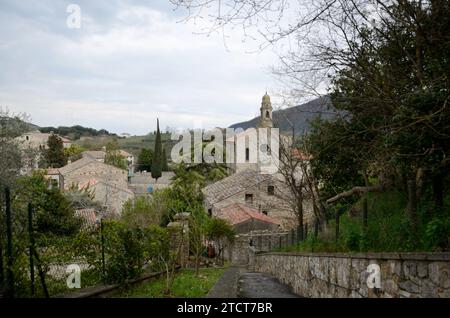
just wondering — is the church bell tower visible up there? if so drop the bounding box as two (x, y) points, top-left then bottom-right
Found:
(259, 92), (273, 128)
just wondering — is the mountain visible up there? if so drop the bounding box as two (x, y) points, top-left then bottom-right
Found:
(229, 96), (339, 134)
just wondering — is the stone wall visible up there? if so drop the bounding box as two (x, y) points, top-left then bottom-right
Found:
(249, 251), (450, 298)
(225, 231), (289, 265)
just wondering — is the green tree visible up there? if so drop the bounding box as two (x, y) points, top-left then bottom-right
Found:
(15, 171), (82, 236)
(205, 218), (235, 265)
(64, 144), (86, 162)
(0, 109), (29, 190)
(151, 118), (162, 181)
(45, 133), (68, 168)
(105, 139), (127, 170)
(189, 209), (208, 276)
(137, 148), (153, 172)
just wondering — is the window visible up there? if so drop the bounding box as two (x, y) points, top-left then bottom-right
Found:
(26, 136), (29, 141)
(268, 185), (275, 195)
(245, 193), (253, 204)
(266, 110), (270, 119)
(245, 148), (250, 162)
(208, 208), (212, 217)
(262, 210), (268, 215)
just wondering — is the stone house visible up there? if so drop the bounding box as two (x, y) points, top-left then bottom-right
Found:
(17, 130), (72, 173)
(51, 157), (134, 215)
(128, 171), (175, 194)
(202, 168), (303, 229)
(216, 203), (280, 234)
(18, 130), (72, 150)
(78, 178), (134, 215)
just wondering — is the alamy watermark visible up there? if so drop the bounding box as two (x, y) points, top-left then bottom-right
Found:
(366, 263), (381, 289)
(66, 4), (81, 29)
(66, 264), (81, 289)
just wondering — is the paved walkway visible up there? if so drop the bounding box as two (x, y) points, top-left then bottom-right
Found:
(206, 266), (299, 298)
(237, 272), (300, 298)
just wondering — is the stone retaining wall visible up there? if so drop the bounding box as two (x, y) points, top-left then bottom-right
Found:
(249, 251), (450, 298)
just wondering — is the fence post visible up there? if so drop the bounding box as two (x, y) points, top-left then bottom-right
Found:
(304, 223), (308, 239)
(335, 210), (340, 251)
(0, 237), (3, 289)
(362, 197), (368, 230)
(5, 187), (14, 298)
(279, 235), (282, 249)
(296, 225), (302, 243)
(291, 229), (295, 246)
(314, 219), (319, 238)
(101, 218), (106, 283)
(28, 203), (35, 297)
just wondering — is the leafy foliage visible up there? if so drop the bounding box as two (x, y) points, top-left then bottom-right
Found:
(121, 196), (162, 229)
(137, 148), (153, 172)
(105, 139), (127, 170)
(44, 133), (68, 168)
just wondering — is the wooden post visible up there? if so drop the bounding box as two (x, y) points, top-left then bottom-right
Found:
(28, 203), (35, 297)
(407, 178), (418, 243)
(362, 198), (368, 230)
(33, 249), (49, 298)
(335, 209), (340, 249)
(5, 187), (14, 298)
(314, 219), (319, 238)
(101, 218), (106, 283)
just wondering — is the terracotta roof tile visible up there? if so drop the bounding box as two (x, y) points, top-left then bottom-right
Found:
(216, 203), (280, 226)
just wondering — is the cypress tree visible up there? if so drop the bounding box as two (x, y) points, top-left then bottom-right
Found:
(151, 118), (162, 181)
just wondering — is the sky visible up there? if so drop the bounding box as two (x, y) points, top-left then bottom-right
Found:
(0, 0), (285, 135)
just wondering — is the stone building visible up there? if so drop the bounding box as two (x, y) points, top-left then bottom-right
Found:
(16, 130), (72, 173)
(49, 157), (134, 215)
(202, 169), (298, 229)
(216, 203), (280, 234)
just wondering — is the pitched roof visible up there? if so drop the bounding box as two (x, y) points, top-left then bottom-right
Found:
(202, 169), (270, 205)
(216, 203), (279, 226)
(57, 157), (95, 175)
(77, 177), (134, 195)
(82, 151), (106, 160)
(119, 150), (133, 157)
(58, 157), (127, 176)
(75, 209), (99, 228)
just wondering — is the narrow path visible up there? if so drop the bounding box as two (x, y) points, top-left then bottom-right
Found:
(206, 266), (300, 298)
(237, 272), (300, 298)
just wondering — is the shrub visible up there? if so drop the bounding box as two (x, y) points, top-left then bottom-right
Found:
(424, 217), (450, 251)
(102, 221), (144, 284)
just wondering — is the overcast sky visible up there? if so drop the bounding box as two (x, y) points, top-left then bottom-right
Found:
(0, 0), (283, 135)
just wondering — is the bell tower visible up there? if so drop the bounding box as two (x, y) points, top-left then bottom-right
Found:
(259, 92), (273, 128)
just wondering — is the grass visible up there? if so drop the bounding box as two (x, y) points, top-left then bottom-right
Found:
(115, 267), (226, 298)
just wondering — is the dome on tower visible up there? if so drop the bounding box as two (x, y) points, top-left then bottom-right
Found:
(262, 92), (271, 104)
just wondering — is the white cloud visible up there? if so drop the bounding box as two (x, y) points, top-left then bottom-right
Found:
(0, 0), (282, 135)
